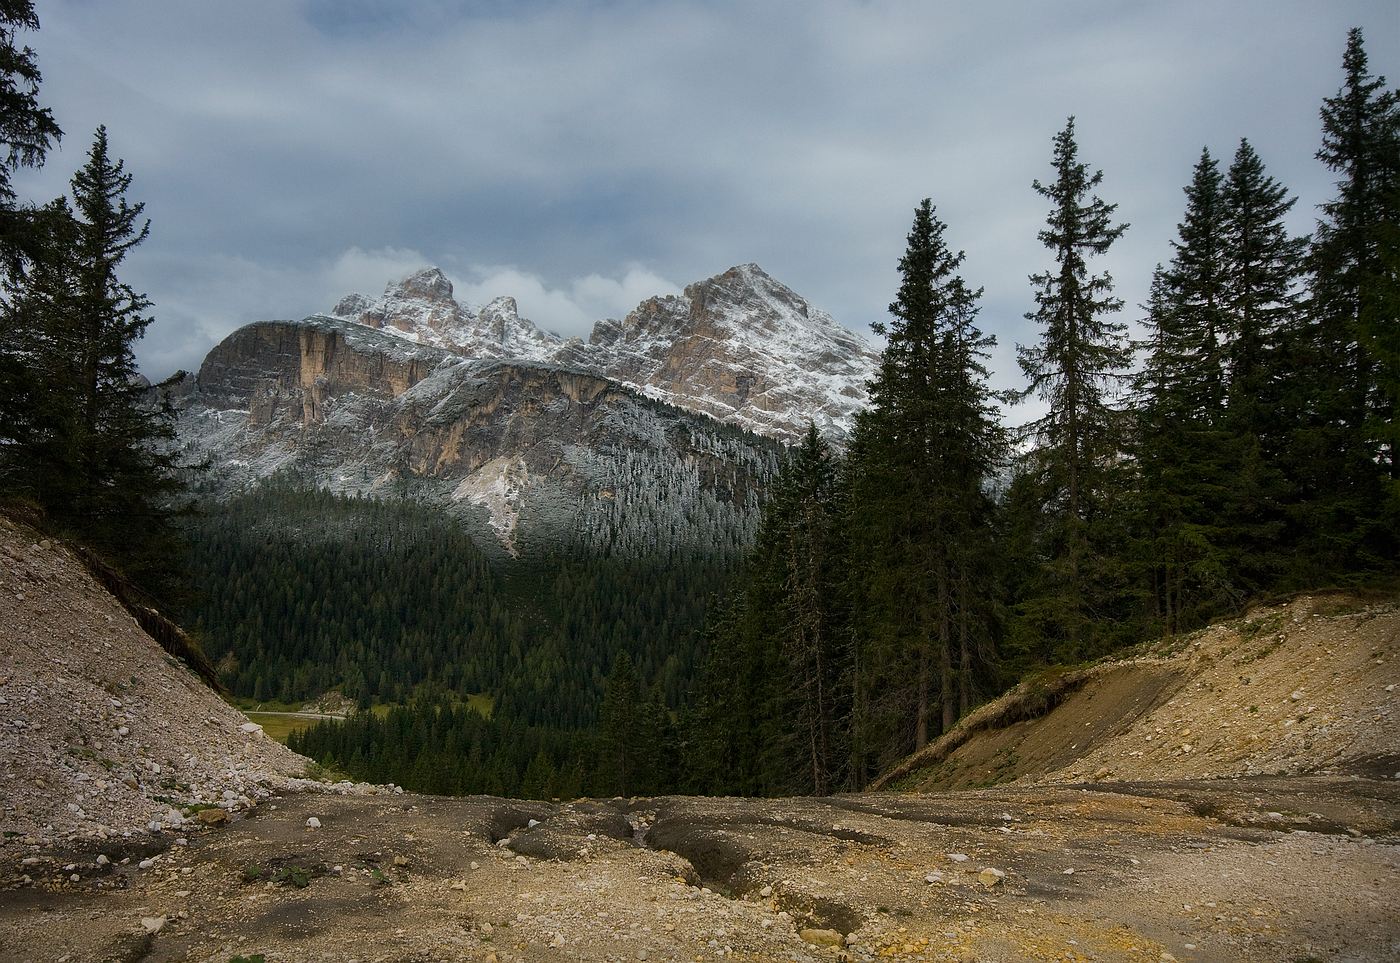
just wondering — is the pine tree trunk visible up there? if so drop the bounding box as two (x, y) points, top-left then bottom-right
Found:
(915, 635), (930, 750)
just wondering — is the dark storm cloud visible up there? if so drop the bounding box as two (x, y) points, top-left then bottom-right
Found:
(13, 0), (1398, 417)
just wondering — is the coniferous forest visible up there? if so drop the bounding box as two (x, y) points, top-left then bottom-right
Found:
(687, 31), (1398, 795)
(0, 5), (1394, 801)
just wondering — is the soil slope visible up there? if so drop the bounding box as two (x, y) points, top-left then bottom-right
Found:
(874, 594), (1400, 792)
(0, 515), (376, 851)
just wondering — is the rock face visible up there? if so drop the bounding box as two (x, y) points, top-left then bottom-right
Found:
(176, 315), (777, 554)
(329, 263), (879, 443)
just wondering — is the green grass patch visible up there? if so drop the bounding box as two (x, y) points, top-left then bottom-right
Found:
(244, 712), (319, 744)
(465, 692), (495, 719)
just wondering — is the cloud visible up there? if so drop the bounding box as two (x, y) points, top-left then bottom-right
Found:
(122, 243), (685, 375)
(14, 0), (1397, 405)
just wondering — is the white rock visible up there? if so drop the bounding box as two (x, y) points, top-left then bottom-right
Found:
(139, 916), (166, 934)
(947, 853), (969, 862)
(306, 816), (321, 829)
(239, 722), (262, 733)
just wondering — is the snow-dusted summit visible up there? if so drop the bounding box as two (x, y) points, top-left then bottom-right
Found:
(331, 267), (567, 363)
(330, 264), (878, 442)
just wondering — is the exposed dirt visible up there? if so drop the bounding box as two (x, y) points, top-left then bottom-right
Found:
(0, 515), (385, 854)
(0, 778), (1396, 962)
(876, 595), (1400, 792)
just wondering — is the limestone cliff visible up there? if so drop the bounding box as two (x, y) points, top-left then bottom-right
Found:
(176, 316), (778, 554)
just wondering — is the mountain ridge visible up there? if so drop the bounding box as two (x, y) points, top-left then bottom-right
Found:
(173, 314), (778, 554)
(328, 263), (879, 443)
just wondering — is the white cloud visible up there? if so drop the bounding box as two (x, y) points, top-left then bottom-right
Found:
(23, 0), (1398, 402)
(450, 263), (684, 339)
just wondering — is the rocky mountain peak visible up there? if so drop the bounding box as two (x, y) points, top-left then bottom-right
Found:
(684, 263), (809, 322)
(394, 266), (456, 303)
(325, 261), (877, 441)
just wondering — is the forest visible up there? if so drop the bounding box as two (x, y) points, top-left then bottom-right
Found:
(0, 4), (1393, 801)
(292, 30), (1398, 799)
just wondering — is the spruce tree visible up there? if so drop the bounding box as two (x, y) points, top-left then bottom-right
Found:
(3, 127), (186, 594)
(1013, 117), (1132, 660)
(1132, 150), (1237, 632)
(684, 425), (848, 796)
(1296, 27), (1400, 574)
(771, 423), (845, 794)
(0, 0), (61, 268)
(0, 0), (61, 480)
(598, 652), (641, 796)
(1217, 138), (1307, 590)
(848, 198), (1003, 769)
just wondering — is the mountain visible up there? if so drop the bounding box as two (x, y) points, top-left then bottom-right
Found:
(331, 266), (568, 364)
(173, 263), (872, 553)
(329, 263), (879, 443)
(173, 314), (776, 554)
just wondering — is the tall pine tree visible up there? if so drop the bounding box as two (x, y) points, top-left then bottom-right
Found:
(1295, 27), (1400, 575)
(0, 0), (60, 268)
(3, 127), (186, 595)
(1217, 138), (1307, 591)
(847, 198), (1004, 770)
(0, 0), (61, 489)
(1013, 117), (1132, 661)
(1132, 150), (1237, 633)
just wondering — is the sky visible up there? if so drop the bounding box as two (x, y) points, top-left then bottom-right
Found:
(13, 0), (1400, 412)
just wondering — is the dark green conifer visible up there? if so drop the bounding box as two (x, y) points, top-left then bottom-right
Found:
(1294, 27), (1400, 574)
(1132, 150), (1238, 632)
(1013, 118), (1132, 660)
(848, 198), (1004, 770)
(1217, 138), (1308, 591)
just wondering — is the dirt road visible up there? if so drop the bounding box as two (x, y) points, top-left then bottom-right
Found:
(1, 776), (1396, 962)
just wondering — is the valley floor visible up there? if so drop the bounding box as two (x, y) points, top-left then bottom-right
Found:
(1, 776), (1396, 963)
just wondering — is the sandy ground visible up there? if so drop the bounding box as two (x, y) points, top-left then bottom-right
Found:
(0, 777), (1396, 963)
(879, 595), (1400, 793)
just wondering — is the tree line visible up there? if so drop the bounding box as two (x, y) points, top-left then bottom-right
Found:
(292, 30), (1396, 800)
(684, 28), (1398, 796)
(0, 3), (183, 598)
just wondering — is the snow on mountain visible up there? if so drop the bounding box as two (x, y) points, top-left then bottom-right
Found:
(172, 316), (777, 555)
(575, 263), (879, 443)
(331, 267), (565, 363)
(330, 263), (879, 443)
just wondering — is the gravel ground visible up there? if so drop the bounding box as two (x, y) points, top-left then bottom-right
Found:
(0, 516), (386, 856)
(0, 779), (1395, 962)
